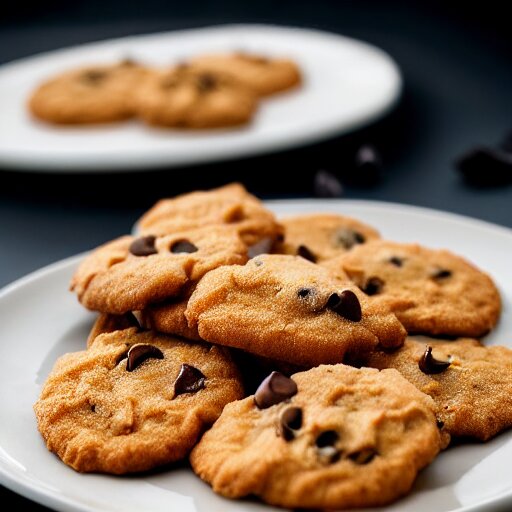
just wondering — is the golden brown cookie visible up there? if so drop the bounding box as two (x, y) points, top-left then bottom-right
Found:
(324, 240), (501, 337)
(275, 213), (381, 262)
(70, 225), (248, 314)
(366, 337), (512, 441)
(137, 182), (283, 248)
(185, 254), (406, 367)
(191, 364), (441, 509)
(34, 328), (243, 474)
(135, 65), (258, 128)
(86, 312), (140, 348)
(29, 60), (147, 124)
(191, 52), (302, 96)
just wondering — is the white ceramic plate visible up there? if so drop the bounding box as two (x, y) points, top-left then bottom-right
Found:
(1, 199), (512, 512)
(0, 25), (401, 172)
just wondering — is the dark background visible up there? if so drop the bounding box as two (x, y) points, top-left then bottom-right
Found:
(1, 1), (511, 509)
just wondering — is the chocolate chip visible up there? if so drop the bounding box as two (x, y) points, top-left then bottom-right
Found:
(353, 145), (382, 186)
(297, 287), (314, 299)
(80, 69), (107, 84)
(297, 245), (317, 263)
(436, 419), (445, 429)
(248, 237), (274, 258)
(334, 228), (365, 249)
(389, 256), (403, 267)
(130, 235), (157, 256)
(326, 290), (362, 322)
(197, 73), (217, 92)
(419, 346), (451, 375)
(315, 430), (339, 448)
(313, 170), (344, 198)
(361, 276), (384, 296)
(349, 448), (377, 464)
(170, 239), (198, 254)
(254, 371), (298, 409)
(456, 146), (512, 186)
(174, 363), (206, 396)
(126, 343), (164, 371)
(279, 406), (303, 441)
(432, 268), (452, 280)
(90, 404), (96, 412)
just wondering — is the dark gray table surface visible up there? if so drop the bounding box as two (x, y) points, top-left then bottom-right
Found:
(1, 1), (511, 509)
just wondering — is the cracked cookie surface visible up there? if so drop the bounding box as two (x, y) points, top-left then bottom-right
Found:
(185, 254), (406, 366)
(34, 328), (243, 473)
(190, 364), (441, 509)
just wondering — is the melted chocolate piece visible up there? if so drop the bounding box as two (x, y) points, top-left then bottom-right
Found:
(130, 235), (157, 256)
(170, 239), (198, 254)
(279, 406), (303, 441)
(174, 363), (206, 396)
(126, 343), (164, 371)
(297, 245), (317, 263)
(419, 346), (451, 374)
(362, 276), (384, 296)
(326, 290), (362, 322)
(254, 371), (298, 409)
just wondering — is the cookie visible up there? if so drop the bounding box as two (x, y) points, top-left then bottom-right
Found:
(275, 213), (381, 262)
(34, 327), (243, 474)
(191, 52), (301, 96)
(366, 337), (512, 441)
(185, 254), (406, 367)
(86, 312), (140, 348)
(135, 65), (258, 128)
(139, 294), (201, 341)
(29, 60), (146, 124)
(324, 240), (501, 337)
(190, 364), (441, 509)
(136, 182), (283, 248)
(71, 225), (248, 314)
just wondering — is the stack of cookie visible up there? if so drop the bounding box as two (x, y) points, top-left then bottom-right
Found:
(28, 53), (301, 128)
(35, 183), (511, 510)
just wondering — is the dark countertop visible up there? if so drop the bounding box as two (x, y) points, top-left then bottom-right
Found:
(1, 1), (511, 509)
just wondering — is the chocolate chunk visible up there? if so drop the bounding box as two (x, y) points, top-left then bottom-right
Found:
(334, 228), (365, 249)
(297, 245), (317, 263)
(170, 239), (198, 254)
(254, 371), (298, 409)
(315, 430), (339, 447)
(353, 145), (382, 186)
(130, 235), (157, 256)
(248, 237), (274, 258)
(297, 287), (315, 299)
(349, 448), (377, 464)
(362, 276), (384, 296)
(389, 256), (403, 267)
(126, 343), (164, 371)
(279, 406), (303, 441)
(456, 146), (512, 186)
(313, 170), (344, 198)
(197, 73), (217, 92)
(432, 268), (452, 280)
(326, 290), (362, 322)
(419, 346), (451, 374)
(174, 363), (206, 396)
(80, 69), (107, 84)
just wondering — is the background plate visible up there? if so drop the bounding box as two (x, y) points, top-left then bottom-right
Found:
(1, 200), (511, 512)
(0, 25), (401, 172)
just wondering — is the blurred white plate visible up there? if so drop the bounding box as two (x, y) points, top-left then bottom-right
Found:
(1, 200), (512, 512)
(0, 24), (401, 172)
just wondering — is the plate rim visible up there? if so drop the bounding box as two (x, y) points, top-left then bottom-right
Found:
(1, 198), (512, 512)
(0, 23), (402, 172)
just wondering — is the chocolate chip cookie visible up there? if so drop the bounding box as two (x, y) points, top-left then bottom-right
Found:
(191, 52), (302, 96)
(135, 65), (258, 128)
(190, 364), (441, 509)
(71, 225), (248, 314)
(275, 213), (381, 262)
(29, 60), (147, 124)
(324, 240), (501, 337)
(185, 254), (406, 367)
(366, 337), (512, 441)
(136, 182), (283, 248)
(34, 327), (243, 473)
